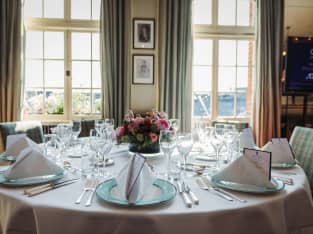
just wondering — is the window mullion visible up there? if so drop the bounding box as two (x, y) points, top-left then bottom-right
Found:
(212, 39), (218, 120)
(65, 30), (72, 120)
(212, 0), (218, 26)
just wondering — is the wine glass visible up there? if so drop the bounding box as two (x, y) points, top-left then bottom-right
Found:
(71, 120), (81, 141)
(159, 129), (177, 180)
(177, 133), (194, 178)
(208, 127), (224, 171)
(43, 134), (61, 163)
(223, 124), (237, 163)
(104, 118), (114, 129)
(95, 119), (105, 136)
(169, 119), (180, 133)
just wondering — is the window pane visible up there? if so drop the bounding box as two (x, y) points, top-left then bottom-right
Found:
(218, 67), (236, 92)
(72, 90), (91, 114)
(72, 61), (91, 88)
(44, 32), (64, 59)
(92, 0), (101, 20)
(193, 0), (212, 25)
(92, 33), (100, 60)
(71, 0), (91, 19)
(237, 67), (248, 91)
(193, 39), (212, 65)
(92, 90), (101, 114)
(237, 0), (253, 26)
(26, 31), (43, 59)
(72, 33), (91, 60)
(44, 0), (64, 18)
(24, 0), (42, 18)
(193, 94), (211, 117)
(24, 90), (44, 114)
(25, 60), (43, 87)
(236, 93), (247, 116)
(218, 94), (234, 116)
(237, 40), (250, 66)
(193, 66), (212, 91)
(45, 60), (64, 87)
(219, 40), (236, 66)
(45, 89), (64, 114)
(218, 0), (236, 25)
(92, 62), (101, 88)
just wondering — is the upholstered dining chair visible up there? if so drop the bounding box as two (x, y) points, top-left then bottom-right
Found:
(290, 126), (313, 191)
(79, 119), (106, 137)
(0, 121), (44, 152)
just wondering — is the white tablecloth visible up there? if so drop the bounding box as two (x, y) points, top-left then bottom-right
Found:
(1, 146), (313, 234)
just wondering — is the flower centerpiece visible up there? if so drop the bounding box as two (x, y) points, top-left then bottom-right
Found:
(115, 110), (171, 153)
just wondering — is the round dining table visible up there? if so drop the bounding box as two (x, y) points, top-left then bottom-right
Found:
(0, 145), (313, 234)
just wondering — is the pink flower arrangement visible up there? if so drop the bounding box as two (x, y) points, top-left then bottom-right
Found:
(115, 110), (171, 152)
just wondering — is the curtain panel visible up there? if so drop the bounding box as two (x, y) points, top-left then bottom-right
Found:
(0, 0), (23, 122)
(252, 0), (284, 146)
(158, 0), (193, 132)
(100, 0), (131, 126)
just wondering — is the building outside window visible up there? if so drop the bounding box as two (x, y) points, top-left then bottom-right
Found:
(192, 0), (255, 124)
(23, 0), (101, 122)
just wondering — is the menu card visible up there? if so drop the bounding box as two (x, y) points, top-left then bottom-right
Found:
(243, 148), (272, 180)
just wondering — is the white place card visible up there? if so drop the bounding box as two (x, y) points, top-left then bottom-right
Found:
(244, 148), (272, 180)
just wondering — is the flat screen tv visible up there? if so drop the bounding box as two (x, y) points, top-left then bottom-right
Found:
(285, 36), (313, 93)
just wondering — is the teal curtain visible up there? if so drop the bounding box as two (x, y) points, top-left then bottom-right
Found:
(158, 0), (193, 132)
(100, 0), (131, 126)
(0, 0), (23, 122)
(252, 0), (284, 146)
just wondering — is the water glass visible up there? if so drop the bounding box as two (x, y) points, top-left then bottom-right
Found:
(169, 119), (180, 133)
(71, 120), (82, 140)
(159, 129), (177, 180)
(43, 134), (61, 163)
(177, 133), (193, 178)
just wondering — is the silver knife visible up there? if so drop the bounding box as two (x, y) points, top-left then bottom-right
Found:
(177, 181), (192, 208)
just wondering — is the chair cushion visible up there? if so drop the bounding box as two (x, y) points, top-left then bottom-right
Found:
(290, 126), (313, 191)
(0, 121), (44, 148)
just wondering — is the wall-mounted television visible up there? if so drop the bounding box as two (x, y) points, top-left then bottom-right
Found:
(285, 36), (313, 93)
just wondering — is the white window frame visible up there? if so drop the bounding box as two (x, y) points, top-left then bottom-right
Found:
(192, 0), (255, 124)
(23, 0), (100, 123)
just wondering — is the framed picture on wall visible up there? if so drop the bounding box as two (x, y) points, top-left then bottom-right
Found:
(133, 18), (155, 49)
(133, 54), (154, 84)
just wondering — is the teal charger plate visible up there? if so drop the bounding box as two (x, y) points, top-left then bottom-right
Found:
(0, 171), (64, 186)
(0, 152), (15, 162)
(211, 177), (284, 194)
(96, 178), (177, 206)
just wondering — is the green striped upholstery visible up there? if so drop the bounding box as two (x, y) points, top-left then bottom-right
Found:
(290, 126), (313, 191)
(0, 121), (44, 151)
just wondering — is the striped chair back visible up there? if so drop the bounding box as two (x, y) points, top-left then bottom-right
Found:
(290, 126), (313, 191)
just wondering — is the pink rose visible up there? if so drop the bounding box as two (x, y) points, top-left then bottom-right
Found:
(133, 117), (145, 127)
(150, 133), (158, 143)
(115, 127), (125, 140)
(155, 119), (170, 130)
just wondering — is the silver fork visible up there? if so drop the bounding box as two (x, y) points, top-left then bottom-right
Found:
(75, 179), (93, 204)
(85, 179), (99, 207)
(201, 177), (247, 203)
(196, 178), (233, 201)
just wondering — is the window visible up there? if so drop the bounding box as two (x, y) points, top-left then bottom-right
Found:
(23, 0), (101, 121)
(192, 0), (254, 122)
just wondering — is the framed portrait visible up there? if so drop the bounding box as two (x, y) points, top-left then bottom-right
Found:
(133, 55), (154, 84)
(133, 18), (155, 49)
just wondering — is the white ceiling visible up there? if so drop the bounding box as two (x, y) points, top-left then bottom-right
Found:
(285, 0), (313, 36)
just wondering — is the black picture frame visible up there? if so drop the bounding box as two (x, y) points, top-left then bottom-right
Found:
(133, 18), (155, 49)
(132, 54), (154, 85)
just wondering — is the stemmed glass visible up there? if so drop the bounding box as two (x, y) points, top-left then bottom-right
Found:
(159, 129), (177, 180)
(169, 119), (180, 133)
(223, 124), (237, 163)
(71, 120), (81, 141)
(43, 134), (61, 163)
(177, 133), (194, 178)
(95, 119), (105, 136)
(98, 128), (114, 177)
(208, 127), (224, 171)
